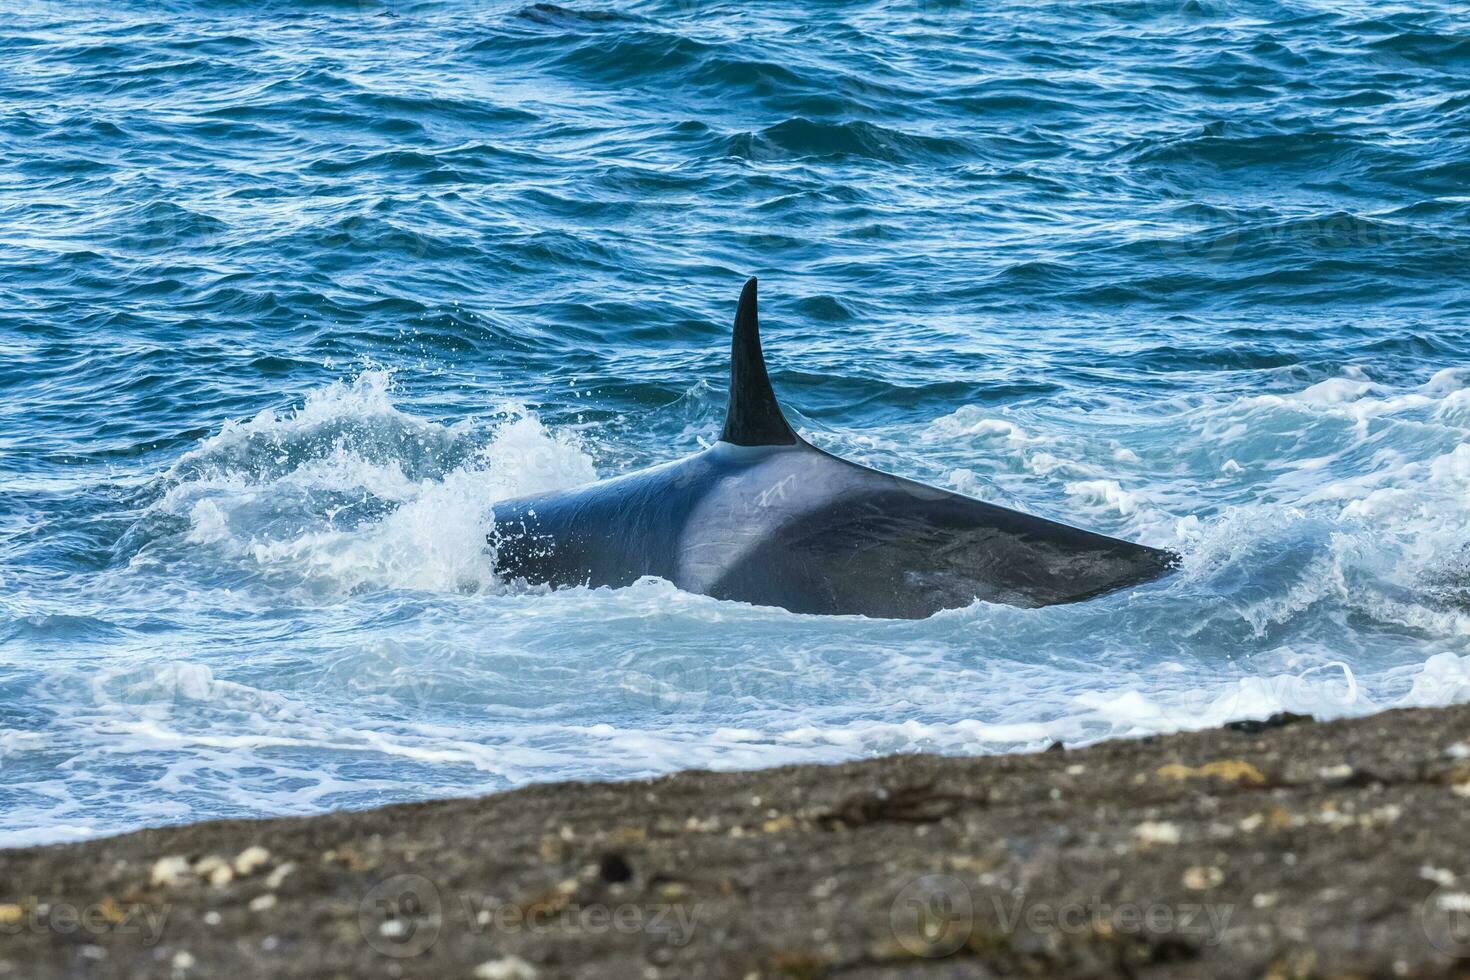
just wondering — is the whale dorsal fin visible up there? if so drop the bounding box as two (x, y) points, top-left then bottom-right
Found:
(720, 277), (799, 446)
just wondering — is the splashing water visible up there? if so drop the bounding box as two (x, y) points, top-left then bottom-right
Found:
(3, 0), (1470, 844)
(5, 365), (1470, 845)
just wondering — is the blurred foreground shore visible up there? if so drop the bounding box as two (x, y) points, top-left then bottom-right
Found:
(5, 704), (1470, 979)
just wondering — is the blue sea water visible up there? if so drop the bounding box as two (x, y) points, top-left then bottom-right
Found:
(3, 0), (1470, 845)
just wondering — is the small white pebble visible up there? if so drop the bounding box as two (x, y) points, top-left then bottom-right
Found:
(1252, 892), (1277, 908)
(203, 911), (222, 926)
(1422, 866), (1456, 886)
(1133, 821), (1181, 846)
(1182, 866), (1224, 890)
(172, 951), (195, 970)
(248, 894), (277, 912)
(1065, 764), (1086, 776)
(1318, 764), (1354, 780)
(1445, 742), (1470, 760)
(193, 856), (228, 877)
(264, 862), (296, 890)
(208, 866), (234, 889)
(475, 955), (538, 980)
(234, 846), (272, 877)
(151, 856), (192, 887)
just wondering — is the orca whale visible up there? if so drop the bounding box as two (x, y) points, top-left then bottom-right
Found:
(489, 278), (1177, 618)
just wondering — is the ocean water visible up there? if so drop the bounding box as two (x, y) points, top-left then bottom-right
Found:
(3, 0), (1470, 846)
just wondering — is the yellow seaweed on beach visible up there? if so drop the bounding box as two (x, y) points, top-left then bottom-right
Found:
(1155, 759), (1266, 786)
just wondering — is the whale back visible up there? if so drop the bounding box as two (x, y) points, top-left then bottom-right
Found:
(669, 444), (1176, 617)
(487, 278), (1178, 617)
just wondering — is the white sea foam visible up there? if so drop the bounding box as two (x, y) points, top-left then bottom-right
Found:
(6, 366), (1470, 844)
(146, 370), (598, 595)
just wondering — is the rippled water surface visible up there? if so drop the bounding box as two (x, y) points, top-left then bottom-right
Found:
(4, 0), (1470, 844)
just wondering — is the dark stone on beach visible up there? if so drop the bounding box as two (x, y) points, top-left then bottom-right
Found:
(1225, 711), (1314, 735)
(4, 704), (1470, 978)
(597, 852), (632, 884)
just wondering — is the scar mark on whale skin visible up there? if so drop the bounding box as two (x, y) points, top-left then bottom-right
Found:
(756, 474), (797, 509)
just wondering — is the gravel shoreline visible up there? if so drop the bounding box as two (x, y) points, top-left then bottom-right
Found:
(5, 704), (1470, 978)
